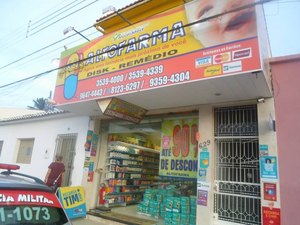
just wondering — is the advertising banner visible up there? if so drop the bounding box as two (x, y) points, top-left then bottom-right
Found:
(260, 156), (278, 179)
(57, 186), (87, 219)
(54, 0), (261, 105)
(262, 207), (281, 225)
(98, 97), (148, 123)
(159, 118), (198, 179)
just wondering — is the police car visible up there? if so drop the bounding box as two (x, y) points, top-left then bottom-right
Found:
(0, 163), (72, 225)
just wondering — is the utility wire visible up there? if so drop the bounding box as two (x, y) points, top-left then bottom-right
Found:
(0, 0), (273, 90)
(0, 25), (95, 71)
(30, 0), (83, 28)
(0, 0), (91, 52)
(29, 0), (99, 37)
(0, 30), (99, 77)
(29, 0), (88, 32)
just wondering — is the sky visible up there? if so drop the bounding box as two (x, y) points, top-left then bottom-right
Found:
(0, 0), (299, 109)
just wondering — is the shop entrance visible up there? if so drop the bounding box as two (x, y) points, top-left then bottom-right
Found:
(95, 116), (198, 224)
(213, 105), (261, 225)
(55, 134), (77, 186)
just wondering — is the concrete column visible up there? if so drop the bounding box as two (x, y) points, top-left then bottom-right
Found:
(257, 98), (281, 216)
(197, 105), (214, 225)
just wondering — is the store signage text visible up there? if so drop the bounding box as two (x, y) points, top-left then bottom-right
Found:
(84, 21), (185, 66)
(54, 5), (261, 105)
(160, 119), (198, 179)
(0, 190), (59, 207)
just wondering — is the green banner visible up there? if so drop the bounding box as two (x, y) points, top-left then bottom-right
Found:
(159, 118), (198, 179)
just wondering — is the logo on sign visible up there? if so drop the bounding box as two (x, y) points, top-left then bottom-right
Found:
(233, 48), (252, 60)
(213, 53), (231, 64)
(195, 56), (212, 68)
(204, 65), (222, 77)
(223, 61), (242, 73)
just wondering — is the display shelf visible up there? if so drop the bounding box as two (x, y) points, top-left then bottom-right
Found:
(106, 164), (143, 168)
(105, 178), (157, 181)
(108, 141), (159, 154)
(104, 140), (160, 208)
(106, 157), (143, 162)
(104, 200), (142, 208)
(108, 149), (139, 156)
(107, 184), (156, 187)
(104, 202), (126, 207)
(105, 191), (144, 196)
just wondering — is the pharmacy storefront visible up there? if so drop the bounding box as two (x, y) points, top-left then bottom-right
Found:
(53, 0), (280, 224)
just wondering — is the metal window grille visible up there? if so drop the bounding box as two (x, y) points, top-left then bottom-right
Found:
(214, 105), (258, 137)
(214, 105), (261, 225)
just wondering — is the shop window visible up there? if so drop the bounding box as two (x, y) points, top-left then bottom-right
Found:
(16, 138), (35, 164)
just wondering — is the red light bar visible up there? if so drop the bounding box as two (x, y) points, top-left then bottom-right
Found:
(0, 163), (20, 171)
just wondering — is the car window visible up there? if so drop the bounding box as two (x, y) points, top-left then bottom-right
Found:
(0, 190), (71, 225)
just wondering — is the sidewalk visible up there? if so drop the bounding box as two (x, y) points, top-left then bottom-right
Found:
(71, 215), (125, 225)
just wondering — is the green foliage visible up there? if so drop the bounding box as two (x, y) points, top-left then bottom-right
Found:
(27, 98), (47, 110)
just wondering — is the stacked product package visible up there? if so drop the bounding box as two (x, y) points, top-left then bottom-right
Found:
(137, 187), (196, 225)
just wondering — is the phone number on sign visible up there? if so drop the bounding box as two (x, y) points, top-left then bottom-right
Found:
(106, 81), (143, 95)
(79, 89), (103, 100)
(149, 71), (190, 87)
(96, 65), (164, 87)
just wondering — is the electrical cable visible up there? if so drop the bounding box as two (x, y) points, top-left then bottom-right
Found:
(30, 0), (84, 28)
(0, 0), (91, 52)
(0, 24), (95, 71)
(28, 0), (99, 37)
(0, 0), (274, 90)
(29, 0), (88, 32)
(0, 30), (99, 77)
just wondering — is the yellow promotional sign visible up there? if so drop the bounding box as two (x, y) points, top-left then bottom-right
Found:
(159, 118), (198, 179)
(58, 186), (86, 219)
(54, 0), (261, 105)
(56, 6), (202, 86)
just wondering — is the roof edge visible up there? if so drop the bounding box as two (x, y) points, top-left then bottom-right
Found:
(269, 53), (300, 64)
(0, 109), (69, 123)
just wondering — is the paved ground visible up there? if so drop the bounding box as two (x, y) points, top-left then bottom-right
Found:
(71, 215), (125, 225)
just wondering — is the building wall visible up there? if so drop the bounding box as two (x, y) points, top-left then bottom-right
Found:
(0, 115), (90, 186)
(270, 54), (300, 225)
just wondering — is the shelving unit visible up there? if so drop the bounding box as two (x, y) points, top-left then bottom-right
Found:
(104, 141), (160, 207)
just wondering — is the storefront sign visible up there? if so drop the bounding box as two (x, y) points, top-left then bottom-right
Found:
(159, 118), (198, 179)
(198, 169), (207, 181)
(197, 181), (210, 191)
(264, 183), (277, 201)
(57, 186), (87, 219)
(259, 144), (269, 156)
(84, 130), (93, 152)
(90, 133), (99, 156)
(197, 189), (208, 206)
(98, 98), (147, 123)
(260, 156), (278, 179)
(199, 151), (209, 169)
(54, 1), (261, 105)
(262, 207), (281, 225)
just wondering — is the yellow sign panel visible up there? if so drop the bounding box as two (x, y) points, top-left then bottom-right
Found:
(204, 65), (222, 77)
(58, 186), (86, 219)
(56, 6), (203, 86)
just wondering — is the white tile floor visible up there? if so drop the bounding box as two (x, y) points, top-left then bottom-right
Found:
(72, 205), (164, 225)
(72, 215), (125, 225)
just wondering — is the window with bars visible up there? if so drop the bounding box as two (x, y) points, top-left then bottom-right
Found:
(214, 105), (261, 225)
